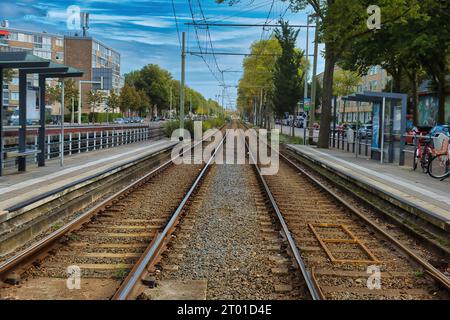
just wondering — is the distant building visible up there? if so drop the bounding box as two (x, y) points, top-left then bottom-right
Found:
(64, 36), (122, 112)
(0, 21), (122, 116)
(317, 65), (391, 124)
(0, 24), (65, 114)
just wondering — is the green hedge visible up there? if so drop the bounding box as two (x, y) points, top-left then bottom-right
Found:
(64, 112), (124, 123)
(163, 117), (226, 138)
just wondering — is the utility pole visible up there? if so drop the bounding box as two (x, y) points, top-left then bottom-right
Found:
(221, 87), (225, 117)
(60, 80), (65, 167)
(303, 16), (310, 141)
(169, 85), (172, 119)
(71, 97), (74, 124)
(189, 93), (192, 116)
(253, 97), (257, 126)
(259, 88), (263, 127)
(309, 16), (319, 145)
(180, 31), (186, 131)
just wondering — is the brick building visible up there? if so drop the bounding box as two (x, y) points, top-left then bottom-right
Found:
(0, 21), (122, 118)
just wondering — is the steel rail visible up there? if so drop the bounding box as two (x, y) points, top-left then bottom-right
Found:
(113, 131), (228, 300)
(0, 131), (219, 279)
(281, 149), (450, 291)
(241, 121), (449, 295)
(240, 128), (322, 300)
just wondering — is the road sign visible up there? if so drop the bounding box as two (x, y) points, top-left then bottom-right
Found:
(304, 98), (311, 111)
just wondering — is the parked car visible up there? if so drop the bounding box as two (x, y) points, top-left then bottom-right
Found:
(358, 124), (373, 139)
(114, 118), (126, 124)
(294, 118), (304, 128)
(130, 117), (144, 123)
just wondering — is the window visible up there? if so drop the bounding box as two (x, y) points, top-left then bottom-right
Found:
(11, 77), (18, 85)
(56, 38), (64, 47)
(7, 32), (17, 40)
(56, 52), (64, 61)
(41, 36), (51, 50)
(10, 92), (19, 101)
(33, 49), (51, 60)
(18, 33), (33, 43)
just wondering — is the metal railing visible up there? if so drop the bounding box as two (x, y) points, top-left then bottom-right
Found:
(1, 125), (164, 170)
(329, 130), (372, 158)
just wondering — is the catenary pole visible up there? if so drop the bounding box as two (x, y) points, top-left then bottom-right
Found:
(180, 32), (186, 132)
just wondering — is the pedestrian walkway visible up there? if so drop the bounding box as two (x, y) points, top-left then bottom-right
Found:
(287, 144), (450, 232)
(0, 138), (177, 214)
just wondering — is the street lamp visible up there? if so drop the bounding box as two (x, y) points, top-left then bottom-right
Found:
(78, 77), (103, 124)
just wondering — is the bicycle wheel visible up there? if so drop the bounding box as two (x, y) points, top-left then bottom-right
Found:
(421, 152), (431, 173)
(428, 155), (450, 179)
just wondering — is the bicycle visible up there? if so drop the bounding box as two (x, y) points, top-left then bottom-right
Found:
(413, 134), (434, 173)
(427, 133), (450, 180)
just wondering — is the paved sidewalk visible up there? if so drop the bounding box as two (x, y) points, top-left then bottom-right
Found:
(0, 138), (176, 213)
(287, 144), (450, 231)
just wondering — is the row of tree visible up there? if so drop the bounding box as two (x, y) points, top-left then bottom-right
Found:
(237, 21), (312, 135)
(45, 79), (121, 122)
(123, 64), (222, 117)
(220, 0), (450, 148)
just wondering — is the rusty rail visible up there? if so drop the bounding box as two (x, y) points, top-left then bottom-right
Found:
(281, 149), (450, 291)
(0, 128), (222, 281)
(113, 129), (228, 300)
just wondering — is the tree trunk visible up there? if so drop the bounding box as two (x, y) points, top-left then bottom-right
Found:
(437, 73), (446, 124)
(318, 43), (336, 148)
(410, 70), (418, 125)
(393, 67), (402, 93)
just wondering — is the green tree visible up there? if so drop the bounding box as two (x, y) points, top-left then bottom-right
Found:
(136, 89), (151, 116)
(287, 0), (420, 147)
(106, 90), (120, 122)
(333, 69), (361, 97)
(119, 84), (139, 115)
(87, 90), (105, 123)
(272, 20), (305, 136)
(3, 69), (14, 83)
(238, 37), (281, 127)
(339, 0), (448, 123)
(133, 64), (172, 116)
(45, 79), (79, 109)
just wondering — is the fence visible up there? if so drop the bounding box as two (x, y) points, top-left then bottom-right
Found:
(329, 129), (372, 158)
(1, 124), (164, 170)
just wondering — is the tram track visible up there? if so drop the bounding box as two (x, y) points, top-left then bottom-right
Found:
(236, 121), (449, 299)
(125, 124), (309, 300)
(0, 126), (225, 300)
(1, 119), (448, 300)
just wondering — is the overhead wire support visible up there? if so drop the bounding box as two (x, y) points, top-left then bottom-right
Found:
(185, 22), (317, 28)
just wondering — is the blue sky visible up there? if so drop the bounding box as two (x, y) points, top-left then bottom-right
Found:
(0, 0), (324, 108)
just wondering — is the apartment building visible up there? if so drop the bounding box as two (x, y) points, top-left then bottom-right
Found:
(0, 23), (65, 113)
(65, 37), (121, 112)
(0, 21), (122, 116)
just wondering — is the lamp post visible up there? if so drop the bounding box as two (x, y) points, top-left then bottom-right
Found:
(78, 77), (103, 124)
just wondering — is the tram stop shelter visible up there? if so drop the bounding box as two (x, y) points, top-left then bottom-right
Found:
(0, 52), (83, 176)
(342, 91), (408, 166)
